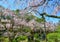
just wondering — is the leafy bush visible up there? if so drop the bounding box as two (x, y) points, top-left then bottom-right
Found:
(47, 33), (60, 42)
(18, 35), (27, 40)
(13, 35), (27, 42)
(0, 37), (9, 42)
(3, 37), (9, 42)
(55, 26), (60, 33)
(34, 33), (39, 39)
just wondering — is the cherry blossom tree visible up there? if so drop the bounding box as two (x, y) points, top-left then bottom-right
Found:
(1, 0), (60, 15)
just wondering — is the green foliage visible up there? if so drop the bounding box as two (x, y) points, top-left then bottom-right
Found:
(34, 33), (39, 39)
(47, 23), (60, 42)
(55, 28), (60, 33)
(3, 37), (9, 42)
(18, 35), (27, 40)
(18, 26), (31, 32)
(55, 23), (60, 33)
(14, 35), (27, 42)
(35, 39), (40, 42)
(25, 14), (35, 22)
(47, 33), (60, 42)
(0, 37), (9, 42)
(15, 9), (20, 14)
(1, 14), (6, 19)
(6, 15), (12, 19)
(35, 18), (44, 22)
(24, 13), (44, 23)
(23, 28), (31, 32)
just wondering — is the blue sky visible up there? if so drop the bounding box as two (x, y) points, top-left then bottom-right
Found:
(0, 0), (60, 23)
